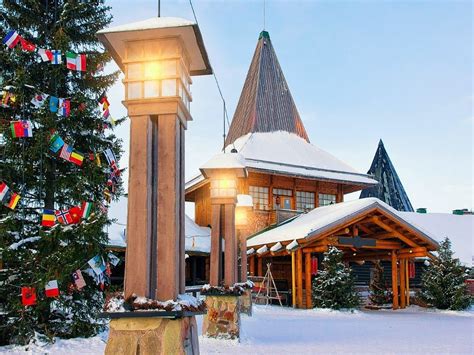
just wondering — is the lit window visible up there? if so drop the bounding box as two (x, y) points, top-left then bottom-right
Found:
(319, 193), (336, 206)
(249, 186), (269, 211)
(296, 191), (315, 211)
(273, 188), (292, 209)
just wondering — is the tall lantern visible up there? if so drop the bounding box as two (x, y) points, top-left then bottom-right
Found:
(97, 17), (212, 355)
(200, 151), (247, 286)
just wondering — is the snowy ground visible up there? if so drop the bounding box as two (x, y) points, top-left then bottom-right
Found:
(1, 305), (472, 354)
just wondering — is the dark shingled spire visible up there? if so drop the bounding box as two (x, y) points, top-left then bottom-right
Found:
(360, 140), (414, 212)
(225, 31), (309, 146)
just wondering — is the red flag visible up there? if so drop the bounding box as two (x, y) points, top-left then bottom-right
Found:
(311, 257), (318, 275)
(45, 280), (59, 297)
(21, 287), (36, 306)
(69, 206), (82, 224)
(19, 37), (36, 52)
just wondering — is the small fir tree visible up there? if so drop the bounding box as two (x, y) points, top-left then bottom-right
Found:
(312, 246), (360, 309)
(420, 238), (471, 310)
(0, 1), (123, 345)
(368, 261), (391, 305)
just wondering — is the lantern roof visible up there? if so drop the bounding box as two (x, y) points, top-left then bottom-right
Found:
(224, 30), (309, 146)
(97, 17), (212, 76)
(199, 152), (247, 178)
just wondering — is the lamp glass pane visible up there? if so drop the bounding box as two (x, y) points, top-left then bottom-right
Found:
(144, 81), (160, 98)
(127, 82), (141, 99)
(162, 79), (176, 97)
(127, 63), (142, 80)
(162, 60), (177, 76)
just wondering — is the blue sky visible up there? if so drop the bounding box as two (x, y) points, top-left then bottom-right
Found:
(105, 0), (472, 231)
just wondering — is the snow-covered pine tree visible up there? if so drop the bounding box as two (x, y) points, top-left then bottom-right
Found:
(0, 1), (123, 345)
(420, 238), (471, 310)
(312, 246), (360, 309)
(368, 261), (391, 306)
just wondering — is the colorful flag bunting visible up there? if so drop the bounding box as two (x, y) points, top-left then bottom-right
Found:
(21, 287), (36, 306)
(10, 120), (33, 138)
(49, 133), (65, 153)
(45, 280), (59, 297)
(5, 191), (20, 210)
(0, 182), (9, 203)
(66, 51), (77, 70)
(58, 98), (70, 117)
(31, 93), (49, 108)
(51, 50), (61, 64)
(59, 144), (72, 161)
(3, 30), (20, 49)
(69, 150), (84, 166)
(81, 202), (92, 220)
(72, 270), (86, 289)
(76, 54), (86, 72)
(49, 96), (59, 113)
(41, 209), (56, 227)
(19, 37), (36, 52)
(55, 209), (72, 225)
(87, 255), (106, 275)
(37, 48), (53, 62)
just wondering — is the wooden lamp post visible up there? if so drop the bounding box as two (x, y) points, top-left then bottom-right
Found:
(200, 151), (247, 286)
(97, 17), (212, 354)
(236, 194), (253, 282)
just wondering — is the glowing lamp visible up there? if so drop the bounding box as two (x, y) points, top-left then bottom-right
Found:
(235, 194), (253, 228)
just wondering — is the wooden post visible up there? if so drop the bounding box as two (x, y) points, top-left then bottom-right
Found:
(210, 204), (221, 286)
(406, 260), (410, 306)
(296, 249), (303, 308)
(291, 251), (296, 308)
(305, 252), (312, 309)
(391, 250), (399, 310)
(239, 231), (248, 282)
(224, 203), (237, 286)
(205, 256), (210, 283)
(399, 258), (406, 309)
(249, 255), (255, 276)
(257, 257), (263, 277)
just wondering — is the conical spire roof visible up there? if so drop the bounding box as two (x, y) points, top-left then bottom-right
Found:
(225, 31), (309, 146)
(360, 140), (414, 212)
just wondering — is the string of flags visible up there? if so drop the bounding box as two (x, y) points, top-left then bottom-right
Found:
(20, 252), (121, 306)
(41, 201), (93, 227)
(3, 30), (87, 71)
(0, 181), (21, 210)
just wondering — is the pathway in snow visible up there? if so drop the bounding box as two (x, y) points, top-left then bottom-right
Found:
(1, 306), (472, 354)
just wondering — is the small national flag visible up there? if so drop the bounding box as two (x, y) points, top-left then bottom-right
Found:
(10, 120), (33, 138)
(99, 95), (109, 106)
(41, 209), (56, 227)
(69, 206), (82, 224)
(0, 182), (9, 203)
(76, 54), (86, 72)
(5, 191), (20, 210)
(59, 144), (72, 161)
(37, 48), (53, 62)
(103, 148), (116, 165)
(58, 98), (70, 117)
(95, 154), (102, 167)
(69, 150), (84, 166)
(55, 209), (72, 225)
(49, 96), (59, 113)
(19, 37), (36, 52)
(72, 270), (86, 290)
(31, 93), (49, 108)
(1, 91), (15, 107)
(88, 255), (106, 275)
(21, 287), (36, 306)
(66, 51), (77, 70)
(49, 133), (65, 153)
(81, 202), (92, 220)
(51, 50), (62, 64)
(3, 30), (20, 49)
(103, 188), (111, 203)
(103, 109), (110, 119)
(108, 252), (120, 267)
(45, 280), (59, 297)
(105, 262), (111, 277)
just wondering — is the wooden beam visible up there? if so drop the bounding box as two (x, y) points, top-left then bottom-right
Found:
(210, 204), (221, 286)
(406, 261), (410, 306)
(302, 245), (328, 254)
(296, 249), (303, 308)
(357, 223), (374, 235)
(399, 259), (406, 309)
(371, 217), (418, 247)
(291, 251), (296, 308)
(371, 232), (395, 240)
(305, 252), (312, 309)
(399, 247), (427, 254)
(257, 257), (263, 277)
(391, 250), (399, 310)
(249, 255), (255, 276)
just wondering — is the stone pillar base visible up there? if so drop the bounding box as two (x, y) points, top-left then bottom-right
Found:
(105, 316), (199, 355)
(202, 295), (240, 340)
(239, 289), (253, 316)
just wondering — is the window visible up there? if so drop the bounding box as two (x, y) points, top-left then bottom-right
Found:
(249, 186), (269, 210)
(319, 193), (336, 206)
(296, 191), (315, 211)
(273, 188), (293, 209)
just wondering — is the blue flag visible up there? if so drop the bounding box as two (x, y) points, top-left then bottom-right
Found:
(49, 96), (59, 113)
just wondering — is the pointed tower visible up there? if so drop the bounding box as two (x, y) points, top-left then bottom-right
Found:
(225, 31), (309, 146)
(360, 140), (414, 212)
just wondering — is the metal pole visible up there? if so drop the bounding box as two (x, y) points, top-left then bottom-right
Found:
(158, 0), (161, 17)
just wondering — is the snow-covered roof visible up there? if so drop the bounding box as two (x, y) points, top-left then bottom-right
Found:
(186, 132), (377, 192)
(200, 152), (246, 177)
(97, 17), (196, 33)
(398, 212), (473, 265)
(107, 214), (212, 254)
(247, 197), (438, 248)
